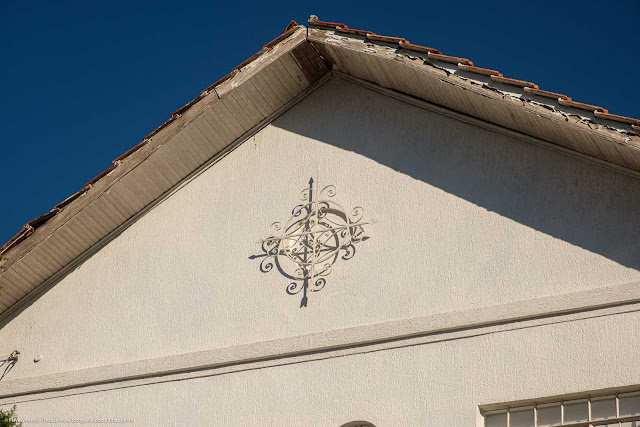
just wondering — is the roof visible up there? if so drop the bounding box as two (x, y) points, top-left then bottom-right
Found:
(1, 16), (639, 321)
(307, 17), (640, 130)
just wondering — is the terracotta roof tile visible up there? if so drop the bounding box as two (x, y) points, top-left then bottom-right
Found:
(308, 19), (347, 30)
(558, 98), (608, 113)
(264, 23), (299, 48)
(523, 87), (570, 100)
(398, 41), (441, 55)
(85, 164), (117, 188)
(172, 94), (205, 117)
(234, 47), (270, 71)
(490, 75), (538, 89)
(201, 71), (236, 95)
(27, 209), (60, 230)
(594, 111), (640, 126)
(427, 52), (472, 65)
(143, 114), (180, 140)
(457, 63), (503, 77)
(55, 188), (87, 210)
(284, 20), (298, 33)
(113, 139), (149, 163)
(201, 22), (300, 97)
(366, 33), (408, 44)
(336, 26), (372, 36)
(0, 210), (60, 256)
(0, 229), (33, 256)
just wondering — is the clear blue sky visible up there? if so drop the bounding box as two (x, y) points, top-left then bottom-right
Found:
(1, 0), (638, 246)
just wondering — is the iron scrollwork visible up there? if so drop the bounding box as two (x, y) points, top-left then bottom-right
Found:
(255, 178), (374, 307)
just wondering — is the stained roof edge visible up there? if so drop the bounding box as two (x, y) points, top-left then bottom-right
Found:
(308, 17), (639, 130)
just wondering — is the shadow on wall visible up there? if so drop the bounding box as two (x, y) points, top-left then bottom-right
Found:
(272, 77), (640, 272)
(0, 351), (19, 381)
(249, 177), (374, 308)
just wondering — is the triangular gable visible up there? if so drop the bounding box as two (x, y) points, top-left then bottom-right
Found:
(1, 16), (639, 321)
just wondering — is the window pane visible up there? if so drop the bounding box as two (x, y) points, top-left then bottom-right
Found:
(537, 404), (561, 426)
(485, 412), (507, 427)
(510, 408), (534, 427)
(620, 393), (640, 416)
(592, 397), (617, 419)
(564, 400), (588, 423)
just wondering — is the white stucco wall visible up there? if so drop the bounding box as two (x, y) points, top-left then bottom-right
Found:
(2, 77), (640, 423)
(4, 309), (640, 426)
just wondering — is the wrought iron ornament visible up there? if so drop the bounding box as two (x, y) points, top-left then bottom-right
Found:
(256, 178), (374, 307)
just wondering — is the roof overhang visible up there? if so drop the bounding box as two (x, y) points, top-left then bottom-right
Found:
(0, 24), (329, 322)
(1, 18), (639, 322)
(307, 20), (640, 170)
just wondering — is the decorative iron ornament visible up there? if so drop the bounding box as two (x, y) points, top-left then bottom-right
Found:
(255, 178), (374, 307)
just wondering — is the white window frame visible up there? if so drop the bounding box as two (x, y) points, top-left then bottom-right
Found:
(483, 391), (640, 426)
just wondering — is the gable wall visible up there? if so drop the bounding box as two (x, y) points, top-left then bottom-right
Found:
(1, 77), (640, 384)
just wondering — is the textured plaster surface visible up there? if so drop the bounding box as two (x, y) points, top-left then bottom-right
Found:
(1, 78), (640, 385)
(3, 309), (640, 426)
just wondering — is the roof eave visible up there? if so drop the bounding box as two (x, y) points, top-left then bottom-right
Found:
(307, 23), (640, 171)
(0, 24), (331, 320)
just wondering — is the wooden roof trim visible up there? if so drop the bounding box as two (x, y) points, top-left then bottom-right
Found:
(0, 25), (332, 322)
(308, 17), (638, 129)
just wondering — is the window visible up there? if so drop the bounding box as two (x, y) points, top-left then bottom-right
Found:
(484, 391), (640, 426)
(340, 422), (376, 427)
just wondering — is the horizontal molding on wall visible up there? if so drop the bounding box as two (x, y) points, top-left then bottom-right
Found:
(2, 279), (640, 405)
